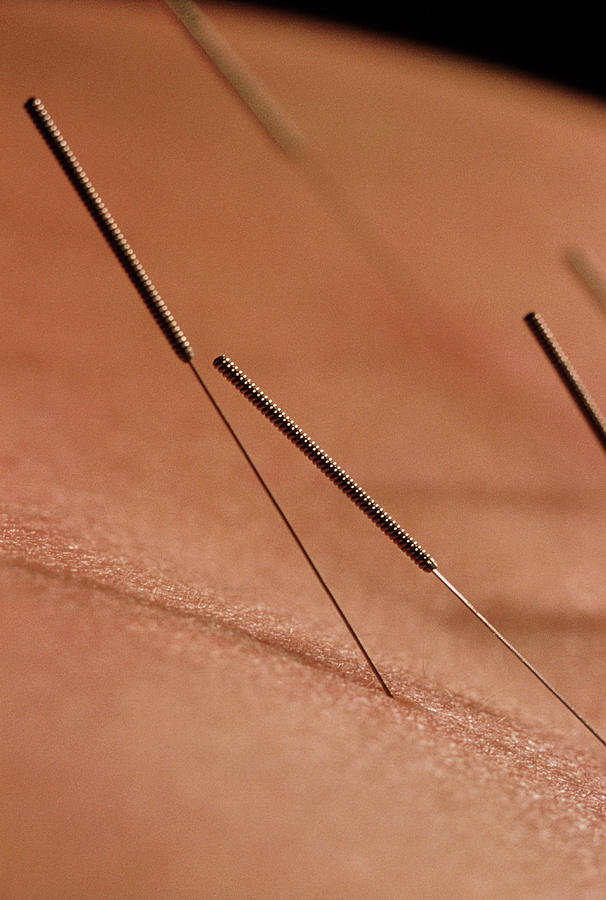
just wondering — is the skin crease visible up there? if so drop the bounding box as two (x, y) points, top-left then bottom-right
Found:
(2, 0), (606, 896)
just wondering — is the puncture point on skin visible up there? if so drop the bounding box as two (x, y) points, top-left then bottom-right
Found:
(23, 95), (391, 698)
(215, 352), (606, 750)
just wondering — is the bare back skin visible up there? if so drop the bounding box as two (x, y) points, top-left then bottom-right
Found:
(2, 3), (606, 896)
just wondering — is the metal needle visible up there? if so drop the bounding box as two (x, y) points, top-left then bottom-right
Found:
(162, 0), (423, 303)
(214, 352), (606, 750)
(23, 95), (392, 697)
(524, 311), (606, 455)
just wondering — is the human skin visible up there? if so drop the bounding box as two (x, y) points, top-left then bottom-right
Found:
(2, 1), (606, 896)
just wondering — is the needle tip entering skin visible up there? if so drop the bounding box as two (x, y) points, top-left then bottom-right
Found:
(24, 96), (390, 698)
(23, 96), (605, 742)
(215, 352), (606, 750)
(432, 569), (606, 750)
(189, 358), (392, 697)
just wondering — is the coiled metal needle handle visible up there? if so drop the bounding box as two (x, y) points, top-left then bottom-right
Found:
(23, 97), (391, 697)
(213, 355), (437, 572)
(214, 354), (606, 749)
(24, 97), (193, 363)
(524, 311), (606, 454)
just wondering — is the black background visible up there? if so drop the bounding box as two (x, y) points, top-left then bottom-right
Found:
(237, 3), (604, 101)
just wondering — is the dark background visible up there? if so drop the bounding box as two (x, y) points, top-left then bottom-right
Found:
(237, 3), (604, 101)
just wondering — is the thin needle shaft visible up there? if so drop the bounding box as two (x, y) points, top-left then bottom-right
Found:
(432, 570), (606, 749)
(524, 311), (606, 455)
(24, 96), (391, 697)
(214, 352), (606, 750)
(188, 360), (392, 695)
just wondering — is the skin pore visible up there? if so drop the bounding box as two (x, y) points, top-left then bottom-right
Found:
(2, 1), (606, 896)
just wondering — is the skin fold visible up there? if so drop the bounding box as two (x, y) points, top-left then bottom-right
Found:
(2, 1), (606, 896)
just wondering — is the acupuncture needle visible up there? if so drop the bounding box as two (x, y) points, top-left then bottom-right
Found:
(23, 95), (391, 698)
(213, 353), (606, 750)
(21, 95), (605, 743)
(524, 312), (606, 455)
(162, 0), (423, 302)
